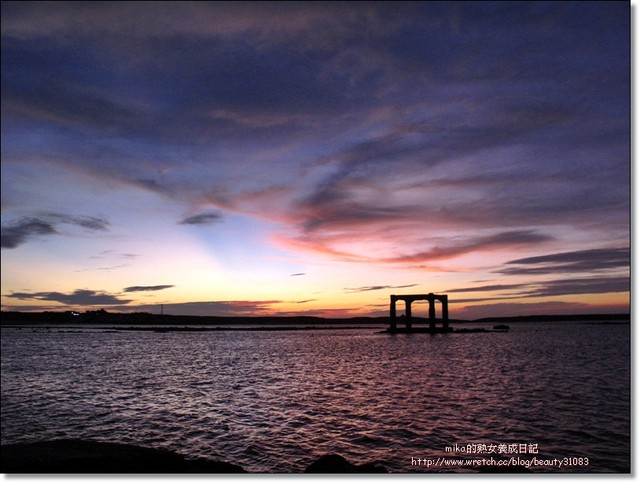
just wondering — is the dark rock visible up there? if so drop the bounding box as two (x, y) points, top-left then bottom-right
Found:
(183, 456), (246, 473)
(0, 439), (245, 474)
(477, 462), (532, 473)
(304, 454), (387, 473)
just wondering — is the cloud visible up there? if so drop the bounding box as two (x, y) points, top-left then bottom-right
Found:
(291, 273), (306, 276)
(270, 307), (375, 318)
(3, 3), (625, 146)
(522, 276), (629, 298)
(288, 95), (626, 224)
(74, 265), (129, 273)
(123, 300), (282, 317)
(123, 285), (174, 293)
(89, 251), (138, 260)
(448, 276), (628, 303)
(76, 251), (138, 272)
(1, 218), (56, 248)
(268, 99), (625, 264)
(383, 231), (553, 264)
(179, 212), (224, 226)
(1, 2), (389, 150)
(345, 284), (418, 293)
(1, 214), (109, 249)
(276, 229), (554, 267)
(6, 289), (132, 306)
(2, 291), (281, 316)
(446, 248), (630, 302)
(0, 2), (629, 320)
(499, 247), (630, 275)
(447, 284), (528, 294)
(44, 213), (109, 231)
(0, 2), (386, 44)
(134, 178), (175, 195)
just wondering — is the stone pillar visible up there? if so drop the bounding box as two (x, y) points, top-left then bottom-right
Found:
(428, 296), (436, 319)
(441, 295), (449, 330)
(390, 297), (396, 331)
(428, 296), (436, 330)
(405, 300), (412, 329)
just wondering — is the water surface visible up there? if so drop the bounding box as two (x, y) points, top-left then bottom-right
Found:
(1, 321), (630, 472)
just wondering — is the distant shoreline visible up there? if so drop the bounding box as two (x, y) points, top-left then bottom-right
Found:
(0, 310), (630, 327)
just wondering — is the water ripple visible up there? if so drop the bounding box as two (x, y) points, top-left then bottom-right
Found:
(1, 322), (630, 472)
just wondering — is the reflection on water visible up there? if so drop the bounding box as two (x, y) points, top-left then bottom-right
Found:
(0, 322), (630, 472)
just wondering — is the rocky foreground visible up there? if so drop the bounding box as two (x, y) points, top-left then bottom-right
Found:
(0, 439), (387, 474)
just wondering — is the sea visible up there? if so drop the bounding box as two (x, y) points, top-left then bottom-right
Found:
(0, 320), (630, 473)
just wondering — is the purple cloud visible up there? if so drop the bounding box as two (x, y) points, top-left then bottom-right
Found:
(123, 285), (175, 293)
(499, 248), (629, 275)
(179, 212), (224, 225)
(6, 289), (132, 306)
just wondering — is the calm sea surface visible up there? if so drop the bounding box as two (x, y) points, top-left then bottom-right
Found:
(0, 321), (630, 473)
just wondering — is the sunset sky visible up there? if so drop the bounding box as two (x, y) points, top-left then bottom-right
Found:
(1, 1), (630, 320)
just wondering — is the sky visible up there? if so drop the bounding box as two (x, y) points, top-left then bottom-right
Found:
(0, 1), (630, 320)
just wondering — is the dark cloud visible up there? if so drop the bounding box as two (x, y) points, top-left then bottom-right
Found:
(448, 276), (628, 302)
(2, 3), (628, 228)
(134, 178), (174, 195)
(291, 273), (306, 276)
(499, 248), (630, 275)
(123, 285), (174, 293)
(282, 93), (626, 260)
(1, 218), (55, 248)
(1, 5), (380, 150)
(291, 105), (628, 242)
(345, 284), (418, 293)
(523, 277), (629, 298)
(1, 214), (109, 249)
(385, 231), (553, 264)
(1, 293), (281, 316)
(45, 213), (110, 231)
(447, 284), (529, 294)
(506, 247), (630, 267)
(449, 295), (523, 304)
(6, 289), (131, 306)
(2, 2), (627, 146)
(179, 212), (224, 226)
(445, 247), (629, 309)
(4, 75), (145, 136)
(301, 203), (409, 234)
(0, 2), (629, 319)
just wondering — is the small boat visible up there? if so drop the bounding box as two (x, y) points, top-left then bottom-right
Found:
(493, 324), (510, 332)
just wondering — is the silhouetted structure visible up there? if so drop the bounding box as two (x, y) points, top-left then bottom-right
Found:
(388, 293), (451, 333)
